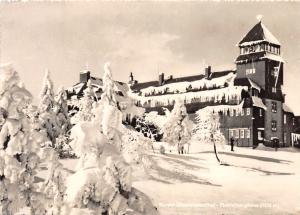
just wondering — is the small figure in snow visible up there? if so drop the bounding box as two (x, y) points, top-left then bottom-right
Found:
(230, 137), (235, 152)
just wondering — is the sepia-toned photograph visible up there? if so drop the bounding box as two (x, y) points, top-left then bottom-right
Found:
(0, 1), (299, 215)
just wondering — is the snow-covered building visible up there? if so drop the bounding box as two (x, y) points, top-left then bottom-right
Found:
(66, 70), (144, 122)
(129, 20), (299, 148)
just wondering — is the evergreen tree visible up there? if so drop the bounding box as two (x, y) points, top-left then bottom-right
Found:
(0, 65), (48, 214)
(93, 62), (123, 142)
(38, 70), (59, 146)
(162, 99), (192, 154)
(77, 80), (95, 122)
(54, 86), (71, 133)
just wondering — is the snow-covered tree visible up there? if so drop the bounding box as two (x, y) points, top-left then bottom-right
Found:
(194, 110), (226, 163)
(162, 99), (192, 154)
(54, 86), (71, 134)
(53, 87), (74, 157)
(65, 122), (158, 215)
(0, 65), (48, 214)
(93, 63), (123, 142)
(73, 80), (95, 123)
(38, 70), (59, 146)
(40, 149), (66, 215)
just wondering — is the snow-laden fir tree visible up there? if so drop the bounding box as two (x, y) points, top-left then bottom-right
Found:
(64, 122), (158, 215)
(92, 63), (152, 167)
(54, 86), (71, 134)
(40, 148), (66, 215)
(0, 64), (49, 214)
(38, 70), (59, 146)
(162, 99), (192, 154)
(53, 87), (74, 157)
(74, 80), (95, 123)
(194, 109), (226, 163)
(93, 62), (123, 142)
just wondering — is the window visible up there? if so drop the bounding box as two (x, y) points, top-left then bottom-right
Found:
(229, 130), (234, 138)
(259, 109), (263, 117)
(240, 129), (245, 138)
(246, 108), (251, 115)
(271, 121), (277, 132)
(241, 109), (244, 116)
(235, 129), (239, 138)
(246, 129), (251, 139)
(246, 68), (256, 75)
(272, 87), (277, 94)
(293, 118), (295, 126)
(271, 67), (279, 77)
(258, 131), (263, 140)
(230, 109), (234, 117)
(235, 110), (239, 117)
(272, 102), (277, 113)
(284, 132), (287, 143)
(284, 114), (287, 124)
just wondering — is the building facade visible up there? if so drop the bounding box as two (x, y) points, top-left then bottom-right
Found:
(129, 21), (299, 147)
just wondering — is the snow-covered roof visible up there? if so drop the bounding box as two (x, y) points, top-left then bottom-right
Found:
(283, 103), (293, 114)
(261, 53), (285, 63)
(251, 96), (267, 110)
(235, 51), (285, 64)
(248, 79), (261, 92)
(138, 72), (236, 96)
(130, 85), (247, 108)
(73, 83), (85, 94)
(80, 70), (90, 74)
(196, 101), (244, 118)
(238, 21), (280, 47)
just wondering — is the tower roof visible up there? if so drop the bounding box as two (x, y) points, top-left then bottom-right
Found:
(238, 21), (280, 46)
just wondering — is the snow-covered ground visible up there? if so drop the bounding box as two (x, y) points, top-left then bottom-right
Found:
(40, 142), (300, 215)
(135, 143), (300, 215)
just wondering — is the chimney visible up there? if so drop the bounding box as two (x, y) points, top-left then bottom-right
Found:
(80, 71), (90, 83)
(168, 75), (173, 80)
(205, 66), (211, 79)
(159, 73), (165, 85)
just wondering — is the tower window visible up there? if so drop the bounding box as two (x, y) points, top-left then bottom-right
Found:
(271, 120), (277, 132)
(259, 109), (263, 117)
(271, 102), (277, 113)
(246, 68), (255, 75)
(272, 87), (277, 94)
(284, 114), (287, 124)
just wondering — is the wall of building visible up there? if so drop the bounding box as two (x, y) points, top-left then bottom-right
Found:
(236, 61), (266, 89)
(220, 107), (254, 147)
(283, 112), (295, 147)
(264, 99), (283, 146)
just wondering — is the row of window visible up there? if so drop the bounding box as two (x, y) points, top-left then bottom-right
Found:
(246, 68), (256, 75)
(240, 44), (280, 55)
(229, 128), (251, 139)
(228, 108), (251, 117)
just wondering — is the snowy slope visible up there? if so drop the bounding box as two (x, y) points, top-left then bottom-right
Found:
(133, 143), (300, 215)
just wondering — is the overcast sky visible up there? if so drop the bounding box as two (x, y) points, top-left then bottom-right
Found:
(1, 2), (300, 114)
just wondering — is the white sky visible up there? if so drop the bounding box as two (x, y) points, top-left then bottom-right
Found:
(1, 2), (300, 114)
